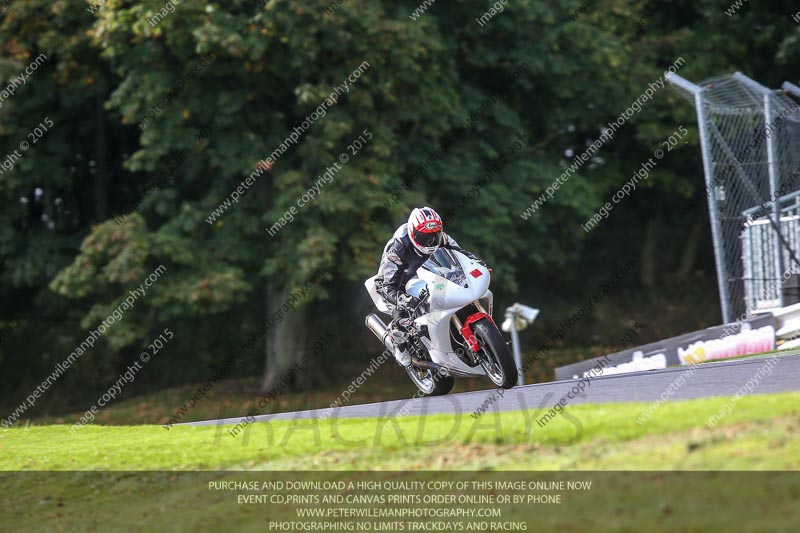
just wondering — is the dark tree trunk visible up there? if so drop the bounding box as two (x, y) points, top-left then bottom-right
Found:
(676, 203), (704, 278)
(93, 96), (108, 222)
(261, 282), (306, 393)
(640, 202), (664, 289)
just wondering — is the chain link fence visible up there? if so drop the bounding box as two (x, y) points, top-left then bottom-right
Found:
(667, 73), (800, 323)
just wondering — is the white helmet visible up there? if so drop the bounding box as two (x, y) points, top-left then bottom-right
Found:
(407, 207), (443, 255)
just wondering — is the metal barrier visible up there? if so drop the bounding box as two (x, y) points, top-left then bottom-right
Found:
(742, 190), (800, 312)
(666, 72), (800, 322)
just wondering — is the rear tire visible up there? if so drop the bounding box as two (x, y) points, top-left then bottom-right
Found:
(406, 365), (455, 396)
(473, 318), (518, 389)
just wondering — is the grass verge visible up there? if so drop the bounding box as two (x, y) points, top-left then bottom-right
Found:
(2, 392), (798, 531)
(1, 391), (798, 471)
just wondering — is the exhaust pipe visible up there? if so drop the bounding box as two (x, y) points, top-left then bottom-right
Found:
(411, 356), (441, 371)
(367, 313), (459, 375)
(366, 313), (394, 352)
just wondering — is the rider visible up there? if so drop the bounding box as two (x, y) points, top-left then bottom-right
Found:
(375, 206), (485, 367)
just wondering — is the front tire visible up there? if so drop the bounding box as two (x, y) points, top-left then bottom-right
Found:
(473, 318), (518, 389)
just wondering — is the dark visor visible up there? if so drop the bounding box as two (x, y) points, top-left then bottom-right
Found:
(414, 230), (442, 248)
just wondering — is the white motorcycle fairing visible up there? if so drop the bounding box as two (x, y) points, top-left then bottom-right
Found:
(365, 248), (494, 377)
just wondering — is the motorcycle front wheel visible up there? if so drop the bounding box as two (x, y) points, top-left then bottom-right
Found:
(473, 317), (518, 389)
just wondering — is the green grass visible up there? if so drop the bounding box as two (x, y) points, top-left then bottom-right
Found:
(2, 391), (798, 471)
(2, 392), (798, 532)
(4, 469), (799, 532)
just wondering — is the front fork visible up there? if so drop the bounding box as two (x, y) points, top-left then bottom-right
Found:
(451, 301), (495, 360)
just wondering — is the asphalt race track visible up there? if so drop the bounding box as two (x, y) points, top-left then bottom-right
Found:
(188, 352), (800, 426)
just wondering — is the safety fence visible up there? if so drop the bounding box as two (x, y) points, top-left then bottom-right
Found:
(667, 73), (800, 322)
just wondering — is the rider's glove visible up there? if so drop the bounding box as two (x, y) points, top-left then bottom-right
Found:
(392, 295), (419, 328)
(395, 293), (420, 313)
(471, 256), (487, 268)
(401, 293), (422, 309)
(392, 305), (405, 323)
(462, 250), (487, 267)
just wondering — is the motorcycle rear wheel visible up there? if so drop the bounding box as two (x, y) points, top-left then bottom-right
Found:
(406, 364), (455, 396)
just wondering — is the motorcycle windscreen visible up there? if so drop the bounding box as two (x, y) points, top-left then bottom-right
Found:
(420, 248), (467, 285)
(419, 249), (490, 312)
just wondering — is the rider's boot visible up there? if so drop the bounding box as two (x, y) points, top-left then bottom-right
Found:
(394, 344), (412, 367)
(389, 328), (412, 367)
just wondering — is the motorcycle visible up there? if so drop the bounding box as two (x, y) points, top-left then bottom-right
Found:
(364, 247), (518, 396)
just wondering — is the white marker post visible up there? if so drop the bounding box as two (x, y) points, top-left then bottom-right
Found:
(501, 303), (540, 386)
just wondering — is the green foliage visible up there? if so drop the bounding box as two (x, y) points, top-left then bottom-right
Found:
(0, 0), (798, 408)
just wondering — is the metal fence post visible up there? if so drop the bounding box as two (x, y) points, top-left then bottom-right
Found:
(695, 89), (734, 323)
(667, 72), (734, 322)
(765, 92), (785, 307)
(735, 72), (786, 308)
(668, 73), (800, 318)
